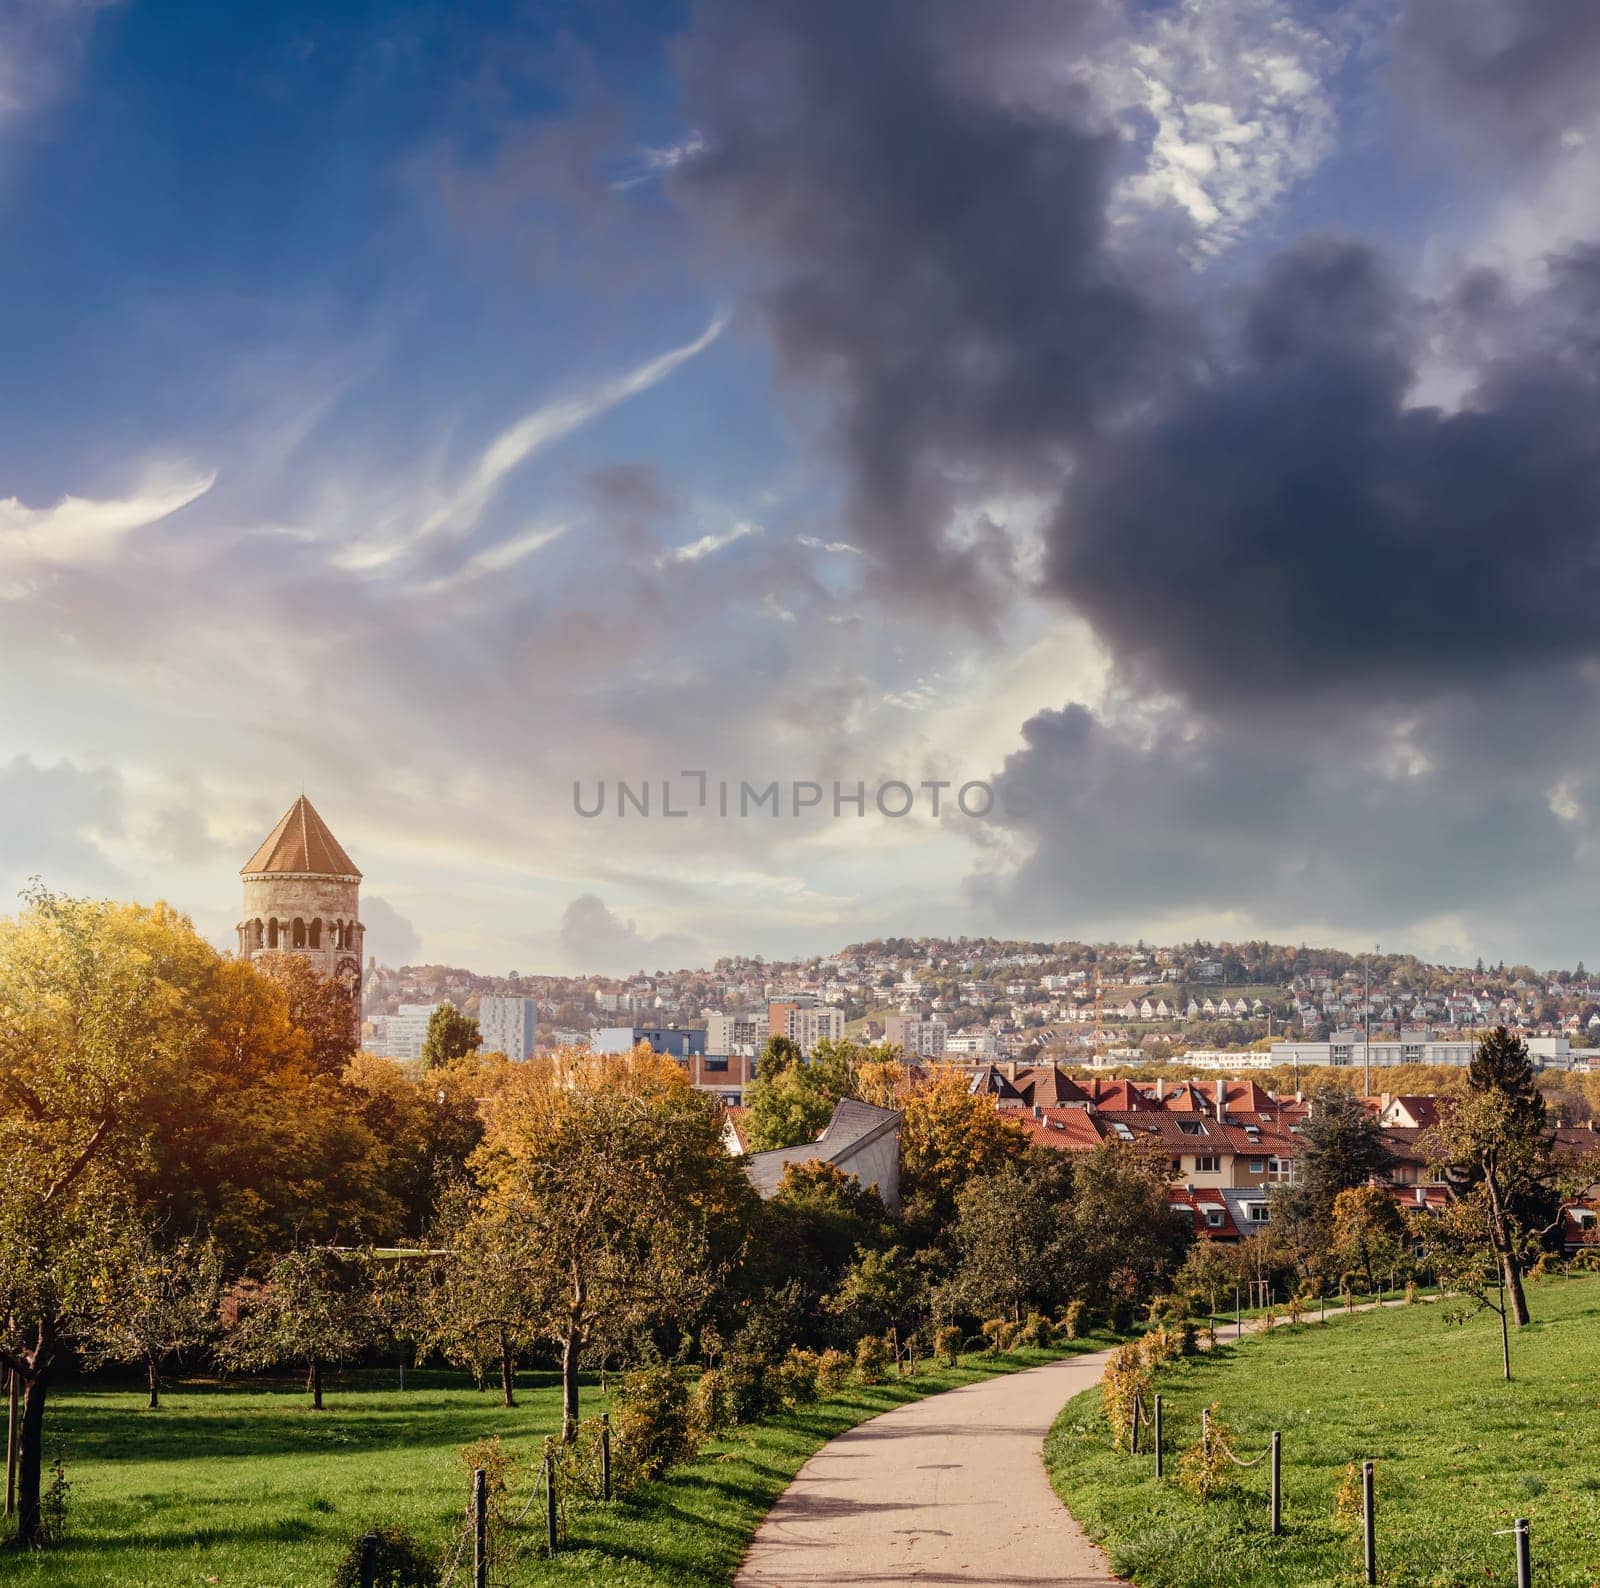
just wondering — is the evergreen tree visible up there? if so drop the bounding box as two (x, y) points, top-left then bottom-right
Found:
(1468, 1025), (1545, 1131)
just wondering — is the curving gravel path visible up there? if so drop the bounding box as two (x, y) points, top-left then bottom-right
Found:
(733, 1347), (1128, 1587)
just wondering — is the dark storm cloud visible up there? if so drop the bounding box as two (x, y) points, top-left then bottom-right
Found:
(1051, 237), (1600, 708)
(1393, 0), (1600, 161)
(978, 682), (1596, 951)
(677, 0), (1174, 612)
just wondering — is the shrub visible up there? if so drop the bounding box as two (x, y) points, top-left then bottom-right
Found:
(458, 1435), (517, 1500)
(1333, 1460), (1367, 1524)
(934, 1324), (963, 1367)
(611, 1364), (695, 1485)
(854, 1333), (892, 1385)
(1141, 1323), (1181, 1369)
(547, 1418), (610, 1509)
(1285, 1292), (1306, 1326)
(1017, 1311), (1055, 1348)
(816, 1348), (853, 1395)
(771, 1347), (821, 1407)
(330, 1526), (438, 1588)
(1177, 1404), (1236, 1502)
(1404, 1280), (1419, 1305)
(1147, 1294), (1187, 1324)
(1060, 1300), (1088, 1340)
(981, 1318), (1009, 1356)
(1100, 1342), (1150, 1450)
(689, 1367), (727, 1436)
(1178, 1320), (1199, 1356)
(39, 1438), (69, 1547)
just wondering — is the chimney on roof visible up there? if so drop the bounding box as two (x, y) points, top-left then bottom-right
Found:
(1215, 1078), (1226, 1117)
(1295, 1089), (1304, 1103)
(1033, 1103), (1043, 1119)
(1155, 1077), (1166, 1100)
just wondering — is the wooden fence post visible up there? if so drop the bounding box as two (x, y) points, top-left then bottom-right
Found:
(1153, 1394), (1163, 1479)
(359, 1531), (379, 1588)
(1270, 1431), (1281, 1536)
(1362, 1460), (1376, 1585)
(472, 1466), (488, 1588)
(545, 1442), (558, 1557)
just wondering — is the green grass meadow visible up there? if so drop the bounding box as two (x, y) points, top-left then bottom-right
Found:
(0, 1342), (1109, 1587)
(1045, 1276), (1600, 1587)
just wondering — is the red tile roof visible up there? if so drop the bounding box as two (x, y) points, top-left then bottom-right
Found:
(242, 795), (361, 879)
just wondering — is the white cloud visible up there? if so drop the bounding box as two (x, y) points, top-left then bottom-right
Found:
(334, 310), (729, 573)
(658, 518), (759, 566)
(798, 535), (863, 555)
(1098, 0), (1353, 258)
(610, 131), (708, 191)
(0, 466), (216, 595)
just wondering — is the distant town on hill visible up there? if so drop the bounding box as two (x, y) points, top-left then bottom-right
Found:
(360, 936), (1600, 1075)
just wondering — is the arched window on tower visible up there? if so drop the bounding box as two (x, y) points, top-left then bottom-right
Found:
(252, 918), (264, 949)
(267, 919), (279, 949)
(309, 919), (322, 949)
(332, 920), (343, 950)
(292, 918), (306, 949)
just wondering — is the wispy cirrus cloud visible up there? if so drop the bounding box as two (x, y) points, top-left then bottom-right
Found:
(657, 517), (758, 566)
(0, 466), (216, 595)
(334, 310), (729, 575)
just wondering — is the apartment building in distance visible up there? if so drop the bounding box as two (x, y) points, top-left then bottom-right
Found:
(478, 994), (538, 1060)
(363, 1001), (444, 1061)
(768, 999), (845, 1055)
(1271, 1030), (1570, 1070)
(885, 1014), (948, 1060)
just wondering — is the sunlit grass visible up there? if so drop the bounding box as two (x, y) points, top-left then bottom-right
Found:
(2, 1341), (1113, 1586)
(1045, 1275), (1600, 1587)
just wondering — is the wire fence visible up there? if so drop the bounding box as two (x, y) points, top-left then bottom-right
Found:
(1114, 1385), (1536, 1584)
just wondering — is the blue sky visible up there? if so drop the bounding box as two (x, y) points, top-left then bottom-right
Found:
(6, 0), (1600, 974)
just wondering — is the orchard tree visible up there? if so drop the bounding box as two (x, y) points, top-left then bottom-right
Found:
(221, 1246), (377, 1409)
(945, 1161), (1065, 1322)
(0, 892), (202, 1547)
(415, 1183), (544, 1407)
(1330, 1185), (1406, 1294)
(421, 1005), (481, 1070)
(82, 1226), (223, 1408)
(473, 1045), (752, 1437)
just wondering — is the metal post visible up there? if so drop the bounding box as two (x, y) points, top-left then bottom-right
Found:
(1154, 1394), (1163, 1480)
(5, 1367), (17, 1518)
(1320, 1293), (1326, 1323)
(601, 1411), (612, 1502)
(1513, 1517), (1531, 1588)
(1236, 1292), (1242, 1339)
(359, 1532), (379, 1588)
(1131, 1390), (1141, 1454)
(545, 1443), (558, 1556)
(472, 1467), (488, 1588)
(1270, 1431), (1281, 1536)
(1362, 1461), (1376, 1585)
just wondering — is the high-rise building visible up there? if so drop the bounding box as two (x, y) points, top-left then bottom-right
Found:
(364, 1002), (445, 1062)
(771, 1002), (844, 1055)
(886, 1015), (948, 1060)
(478, 994), (538, 1061)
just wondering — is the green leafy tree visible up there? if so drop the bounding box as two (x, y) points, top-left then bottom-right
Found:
(0, 891), (202, 1546)
(473, 1046), (752, 1436)
(414, 1183), (545, 1406)
(1062, 1142), (1191, 1318)
(81, 1225), (223, 1409)
(221, 1246), (377, 1409)
(421, 1004), (481, 1070)
(945, 1161), (1066, 1321)
(828, 1245), (925, 1359)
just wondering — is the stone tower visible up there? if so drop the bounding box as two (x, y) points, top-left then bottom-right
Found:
(237, 796), (364, 1011)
